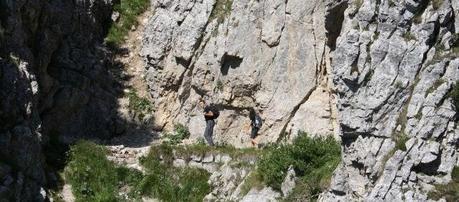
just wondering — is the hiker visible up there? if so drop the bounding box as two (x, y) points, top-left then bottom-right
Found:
(249, 108), (262, 145)
(200, 99), (219, 146)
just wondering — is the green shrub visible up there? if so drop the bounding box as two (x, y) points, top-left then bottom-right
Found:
(66, 141), (211, 202)
(216, 80), (224, 92)
(209, 0), (233, 24)
(395, 81), (404, 88)
(65, 141), (145, 201)
(163, 124), (191, 145)
(257, 132), (341, 199)
(127, 89), (152, 120)
(402, 32), (416, 42)
(139, 149), (211, 201)
(106, 0), (150, 46)
(240, 171), (264, 196)
(429, 167), (459, 201)
(394, 133), (409, 151)
(64, 141), (120, 202)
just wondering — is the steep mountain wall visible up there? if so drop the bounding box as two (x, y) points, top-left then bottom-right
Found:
(141, 0), (338, 147)
(141, 0), (459, 200)
(1, 0), (458, 201)
(323, 0), (459, 201)
(0, 0), (116, 200)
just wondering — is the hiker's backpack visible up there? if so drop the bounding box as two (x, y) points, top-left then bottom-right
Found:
(211, 107), (220, 119)
(254, 115), (262, 128)
(211, 106), (220, 119)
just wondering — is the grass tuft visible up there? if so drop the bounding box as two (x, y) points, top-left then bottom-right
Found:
(240, 171), (264, 196)
(394, 132), (409, 151)
(429, 167), (459, 200)
(450, 82), (459, 111)
(209, 0), (233, 24)
(425, 79), (445, 97)
(65, 141), (142, 201)
(66, 141), (211, 202)
(105, 0), (150, 46)
(127, 88), (152, 120)
(402, 31), (416, 42)
(163, 124), (191, 145)
(432, 0), (444, 10)
(139, 147), (211, 201)
(257, 132), (341, 200)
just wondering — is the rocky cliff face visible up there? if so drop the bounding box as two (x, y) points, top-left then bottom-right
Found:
(1, 0), (459, 201)
(141, 0), (338, 147)
(141, 0), (459, 200)
(323, 0), (459, 201)
(0, 0), (117, 200)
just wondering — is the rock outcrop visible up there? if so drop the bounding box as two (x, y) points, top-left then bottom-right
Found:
(141, 0), (338, 147)
(0, 0), (116, 200)
(322, 0), (459, 201)
(141, 0), (459, 200)
(1, 0), (459, 201)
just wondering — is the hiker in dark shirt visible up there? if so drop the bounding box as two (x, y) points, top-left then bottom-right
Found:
(200, 100), (219, 146)
(249, 108), (262, 145)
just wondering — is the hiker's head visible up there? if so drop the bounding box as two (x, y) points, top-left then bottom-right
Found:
(199, 98), (206, 108)
(249, 108), (256, 120)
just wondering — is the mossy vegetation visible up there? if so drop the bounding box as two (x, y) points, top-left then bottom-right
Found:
(65, 141), (141, 201)
(126, 88), (152, 120)
(432, 0), (444, 10)
(450, 82), (459, 111)
(163, 123), (191, 145)
(402, 31), (416, 42)
(395, 81), (404, 88)
(257, 132), (341, 200)
(429, 167), (459, 201)
(354, 0), (363, 11)
(394, 132), (409, 151)
(137, 157), (210, 201)
(240, 171), (264, 196)
(65, 141), (211, 202)
(215, 79), (224, 92)
(105, 0), (150, 46)
(427, 35), (459, 66)
(425, 79), (445, 97)
(209, 0), (233, 24)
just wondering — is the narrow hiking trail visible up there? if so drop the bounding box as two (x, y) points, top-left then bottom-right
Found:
(106, 9), (158, 170)
(58, 9), (157, 202)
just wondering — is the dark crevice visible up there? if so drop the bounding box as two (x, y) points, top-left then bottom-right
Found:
(351, 160), (365, 170)
(175, 56), (191, 68)
(407, 0), (429, 17)
(331, 189), (347, 196)
(325, 0), (348, 51)
(412, 151), (442, 176)
(220, 53), (243, 76)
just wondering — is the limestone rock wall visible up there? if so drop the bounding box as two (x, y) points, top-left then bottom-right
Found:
(0, 0), (115, 200)
(322, 0), (459, 201)
(141, 0), (338, 147)
(141, 0), (459, 200)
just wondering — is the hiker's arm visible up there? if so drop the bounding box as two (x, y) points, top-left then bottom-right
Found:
(204, 111), (214, 116)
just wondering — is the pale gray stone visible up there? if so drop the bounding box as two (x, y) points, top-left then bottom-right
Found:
(281, 166), (296, 197)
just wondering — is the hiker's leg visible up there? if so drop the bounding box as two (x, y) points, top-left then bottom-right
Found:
(250, 127), (259, 139)
(204, 120), (215, 146)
